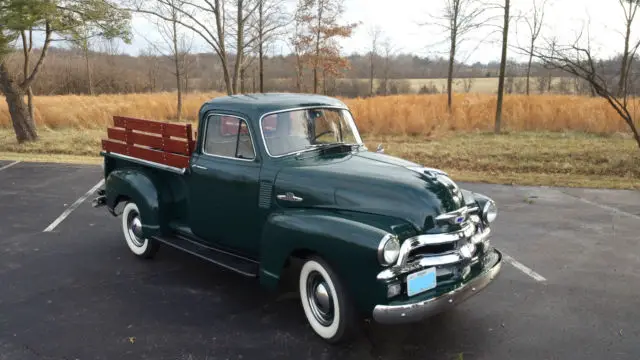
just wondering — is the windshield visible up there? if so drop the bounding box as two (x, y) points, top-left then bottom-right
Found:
(260, 108), (364, 157)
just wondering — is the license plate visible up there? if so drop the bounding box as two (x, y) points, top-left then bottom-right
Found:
(407, 267), (437, 297)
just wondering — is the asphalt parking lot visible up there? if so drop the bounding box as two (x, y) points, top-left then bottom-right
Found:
(0, 160), (639, 360)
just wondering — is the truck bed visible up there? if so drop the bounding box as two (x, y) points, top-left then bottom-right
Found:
(101, 116), (196, 170)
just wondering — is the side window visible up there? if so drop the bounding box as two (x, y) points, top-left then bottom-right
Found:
(204, 115), (255, 160)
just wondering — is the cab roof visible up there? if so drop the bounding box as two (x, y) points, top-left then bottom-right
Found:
(200, 93), (348, 119)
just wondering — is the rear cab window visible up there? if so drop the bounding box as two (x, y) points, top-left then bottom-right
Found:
(204, 115), (255, 160)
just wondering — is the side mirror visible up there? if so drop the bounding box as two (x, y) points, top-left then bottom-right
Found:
(376, 143), (384, 153)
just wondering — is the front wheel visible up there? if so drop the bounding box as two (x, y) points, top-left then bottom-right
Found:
(121, 202), (159, 259)
(298, 256), (355, 343)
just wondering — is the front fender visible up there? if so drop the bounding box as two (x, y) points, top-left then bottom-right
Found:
(105, 169), (161, 238)
(259, 209), (392, 313)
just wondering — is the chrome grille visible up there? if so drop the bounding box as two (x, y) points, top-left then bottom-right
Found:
(377, 207), (492, 283)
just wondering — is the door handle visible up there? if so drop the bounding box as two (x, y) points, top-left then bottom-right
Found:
(192, 164), (208, 170)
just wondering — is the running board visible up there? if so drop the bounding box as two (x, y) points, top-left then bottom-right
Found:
(152, 235), (259, 277)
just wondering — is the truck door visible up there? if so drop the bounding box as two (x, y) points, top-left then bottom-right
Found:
(188, 113), (262, 257)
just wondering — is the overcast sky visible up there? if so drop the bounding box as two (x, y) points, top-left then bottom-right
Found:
(125, 0), (635, 64)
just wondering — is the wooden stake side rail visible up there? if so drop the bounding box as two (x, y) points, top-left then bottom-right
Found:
(101, 116), (195, 169)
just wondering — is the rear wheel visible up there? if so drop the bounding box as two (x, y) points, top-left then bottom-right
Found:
(298, 256), (355, 343)
(121, 202), (158, 259)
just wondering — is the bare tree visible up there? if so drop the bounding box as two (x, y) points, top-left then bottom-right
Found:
(378, 38), (395, 95)
(73, 24), (95, 96)
(523, 0), (547, 95)
(424, 0), (486, 112)
(139, 46), (161, 93)
(535, 74), (549, 94)
(462, 77), (475, 92)
(253, 0), (289, 92)
(228, 0), (261, 94)
(528, 33), (640, 150)
(368, 25), (381, 96)
(617, 0), (640, 96)
(290, 3), (310, 92)
(293, 0), (358, 94)
(142, 0), (193, 120)
(130, 0), (236, 94)
(495, 0), (511, 133)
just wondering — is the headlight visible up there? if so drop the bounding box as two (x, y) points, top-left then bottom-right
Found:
(378, 234), (400, 266)
(482, 199), (498, 223)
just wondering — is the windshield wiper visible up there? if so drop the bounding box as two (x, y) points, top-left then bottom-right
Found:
(303, 143), (362, 152)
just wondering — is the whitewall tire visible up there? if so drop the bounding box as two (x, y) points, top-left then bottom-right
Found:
(121, 202), (158, 259)
(299, 256), (355, 343)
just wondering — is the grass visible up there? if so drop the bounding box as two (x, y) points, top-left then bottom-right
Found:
(1, 128), (637, 190)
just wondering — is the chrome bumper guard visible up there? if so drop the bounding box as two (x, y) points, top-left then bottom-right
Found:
(372, 249), (502, 324)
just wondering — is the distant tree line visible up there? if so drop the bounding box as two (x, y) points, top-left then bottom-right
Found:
(7, 46), (631, 98)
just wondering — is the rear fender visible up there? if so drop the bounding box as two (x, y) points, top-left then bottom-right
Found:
(105, 169), (161, 238)
(259, 209), (390, 312)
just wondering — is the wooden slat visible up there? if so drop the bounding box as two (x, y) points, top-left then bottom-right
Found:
(113, 116), (191, 139)
(102, 140), (190, 169)
(107, 127), (190, 155)
(164, 152), (191, 168)
(102, 139), (127, 154)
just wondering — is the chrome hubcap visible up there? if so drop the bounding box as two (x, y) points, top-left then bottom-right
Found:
(127, 211), (144, 247)
(315, 283), (330, 312)
(306, 271), (334, 326)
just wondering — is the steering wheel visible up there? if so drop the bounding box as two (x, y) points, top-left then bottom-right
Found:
(313, 130), (335, 141)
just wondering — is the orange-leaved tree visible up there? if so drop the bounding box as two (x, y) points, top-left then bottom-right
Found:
(291, 0), (358, 94)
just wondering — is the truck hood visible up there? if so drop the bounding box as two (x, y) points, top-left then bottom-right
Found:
(273, 151), (467, 232)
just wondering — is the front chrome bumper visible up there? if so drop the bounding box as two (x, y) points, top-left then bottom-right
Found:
(372, 249), (502, 324)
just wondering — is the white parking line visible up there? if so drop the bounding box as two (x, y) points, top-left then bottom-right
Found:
(569, 196), (640, 221)
(43, 180), (105, 232)
(502, 252), (547, 282)
(0, 160), (20, 172)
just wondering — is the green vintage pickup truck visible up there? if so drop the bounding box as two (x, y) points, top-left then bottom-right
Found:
(93, 93), (502, 343)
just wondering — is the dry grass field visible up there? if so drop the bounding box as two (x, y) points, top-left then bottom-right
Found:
(0, 92), (638, 189)
(0, 92), (637, 135)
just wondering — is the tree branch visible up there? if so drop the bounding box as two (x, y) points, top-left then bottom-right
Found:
(20, 22), (52, 89)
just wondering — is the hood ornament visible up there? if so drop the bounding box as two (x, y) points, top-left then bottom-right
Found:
(408, 166), (463, 205)
(376, 144), (384, 153)
(277, 192), (303, 202)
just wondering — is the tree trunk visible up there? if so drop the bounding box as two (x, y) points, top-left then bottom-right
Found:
(232, 0), (244, 94)
(526, 43), (533, 95)
(618, 19), (632, 97)
(495, 0), (510, 134)
(447, 27), (456, 112)
(240, 67), (246, 93)
(0, 63), (38, 143)
(84, 47), (94, 95)
(369, 52), (374, 96)
(27, 87), (34, 121)
(313, 0), (324, 94)
(295, 55), (303, 92)
(214, 0), (233, 95)
(259, 0), (264, 93)
(172, 18), (183, 121)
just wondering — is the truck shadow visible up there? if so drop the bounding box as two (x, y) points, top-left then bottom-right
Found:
(138, 244), (492, 360)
